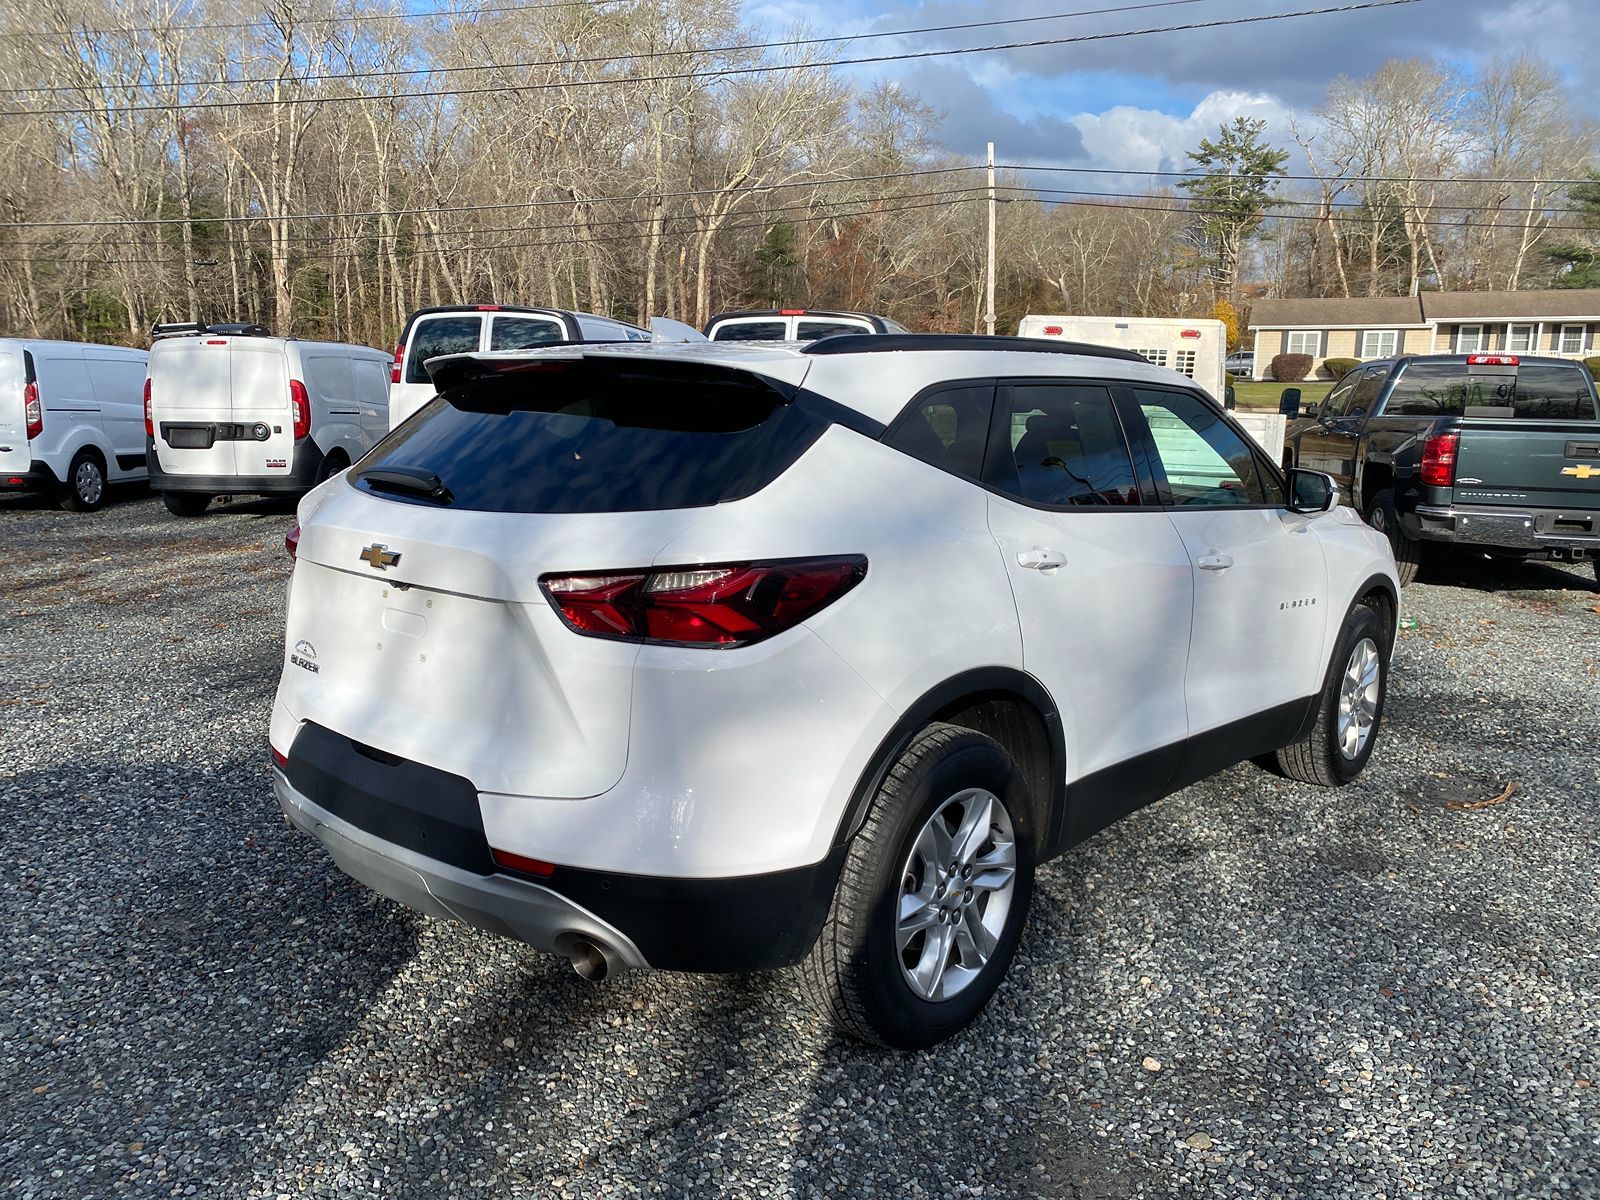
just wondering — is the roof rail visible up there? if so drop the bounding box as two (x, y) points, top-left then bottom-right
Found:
(802, 333), (1148, 362)
(150, 320), (273, 340)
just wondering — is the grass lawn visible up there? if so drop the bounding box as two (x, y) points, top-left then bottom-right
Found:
(1229, 378), (1333, 412)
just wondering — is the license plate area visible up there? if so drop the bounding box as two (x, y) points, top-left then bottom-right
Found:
(163, 423), (216, 450)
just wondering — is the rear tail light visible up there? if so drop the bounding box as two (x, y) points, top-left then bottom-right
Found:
(143, 377), (153, 437)
(391, 343), (403, 385)
(541, 556), (867, 647)
(285, 521), (300, 560)
(779, 308), (807, 316)
(1467, 354), (1518, 366)
(1420, 432), (1459, 487)
(270, 745), (288, 770)
(23, 381), (41, 440)
(289, 379), (311, 440)
(1042, 326), (1063, 336)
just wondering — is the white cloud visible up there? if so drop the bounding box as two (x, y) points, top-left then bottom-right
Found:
(1067, 91), (1302, 179)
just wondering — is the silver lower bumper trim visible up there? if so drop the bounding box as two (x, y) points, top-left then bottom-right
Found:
(274, 772), (649, 969)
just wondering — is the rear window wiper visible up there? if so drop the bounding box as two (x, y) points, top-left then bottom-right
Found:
(359, 465), (454, 505)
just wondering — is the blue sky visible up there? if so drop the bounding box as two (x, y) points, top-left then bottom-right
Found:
(740, 0), (1594, 180)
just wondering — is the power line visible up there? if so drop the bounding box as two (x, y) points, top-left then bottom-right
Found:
(1018, 184), (1597, 217)
(0, 0), (627, 42)
(0, 164), (982, 230)
(0, 0), (1213, 97)
(0, 0), (1424, 118)
(15, 191), (988, 266)
(1001, 162), (1600, 189)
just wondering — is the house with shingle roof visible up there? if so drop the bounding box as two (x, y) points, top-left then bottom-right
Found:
(1247, 289), (1600, 379)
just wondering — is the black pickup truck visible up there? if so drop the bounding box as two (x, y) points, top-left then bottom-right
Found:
(1284, 354), (1600, 587)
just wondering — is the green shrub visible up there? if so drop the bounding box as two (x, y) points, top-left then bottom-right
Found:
(1584, 356), (1600, 380)
(1321, 357), (1361, 380)
(1270, 353), (1313, 382)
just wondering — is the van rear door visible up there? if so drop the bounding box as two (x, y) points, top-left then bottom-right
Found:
(0, 346), (29, 476)
(149, 338), (238, 477)
(227, 339), (292, 478)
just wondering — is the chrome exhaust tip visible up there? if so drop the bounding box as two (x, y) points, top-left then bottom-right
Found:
(566, 938), (614, 982)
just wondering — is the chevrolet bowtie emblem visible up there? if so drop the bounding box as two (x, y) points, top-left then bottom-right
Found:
(359, 543), (401, 570)
(1561, 464), (1597, 480)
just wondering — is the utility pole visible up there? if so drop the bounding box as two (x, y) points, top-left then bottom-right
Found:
(985, 142), (997, 337)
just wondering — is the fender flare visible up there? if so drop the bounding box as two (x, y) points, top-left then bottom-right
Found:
(830, 666), (1067, 850)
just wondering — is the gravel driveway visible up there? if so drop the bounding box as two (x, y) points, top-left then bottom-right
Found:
(4, 490), (1598, 1199)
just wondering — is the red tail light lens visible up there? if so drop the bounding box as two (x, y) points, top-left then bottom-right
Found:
(270, 746), (288, 770)
(23, 381), (41, 440)
(143, 377), (153, 437)
(1467, 354), (1518, 366)
(1420, 432), (1459, 487)
(289, 379), (311, 440)
(391, 343), (403, 385)
(491, 848), (556, 878)
(542, 556), (867, 647)
(285, 521), (300, 560)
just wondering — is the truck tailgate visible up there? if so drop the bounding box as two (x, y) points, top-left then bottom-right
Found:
(1454, 422), (1600, 512)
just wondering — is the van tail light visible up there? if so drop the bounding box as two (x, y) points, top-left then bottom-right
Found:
(143, 377), (154, 437)
(541, 556), (867, 647)
(289, 379), (311, 440)
(285, 521), (300, 560)
(391, 343), (403, 384)
(23, 381), (41, 440)
(1420, 432), (1459, 487)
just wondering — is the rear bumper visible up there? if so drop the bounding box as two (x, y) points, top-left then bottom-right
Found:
(0, 462), (57, 492)
(146, 436), (325, 496)
(275, 720), (847, 972)
(1407, 503), (1600, 555)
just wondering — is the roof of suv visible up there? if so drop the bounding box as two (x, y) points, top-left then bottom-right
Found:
(426, 336), (1202, 427)
(396, 305), (644, 344)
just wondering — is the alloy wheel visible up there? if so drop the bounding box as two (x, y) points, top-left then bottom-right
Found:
(1336, 636), (1381, 759)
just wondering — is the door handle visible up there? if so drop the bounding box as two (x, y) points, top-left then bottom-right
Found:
(1197, 553), (1234, 571)
(1017, 548), (1067, 571)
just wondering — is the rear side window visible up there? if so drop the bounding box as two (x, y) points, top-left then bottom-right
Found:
(887, 386), (992, 481)
(710, 321), (787, 342)
(986, 383), (1139, 507)
(797, 320), (870, 340)
(490, 316), (563, 351)
(1385, 362), (1599, 420)
(405, 316), (482, 383)
(353, 360), (826, 514)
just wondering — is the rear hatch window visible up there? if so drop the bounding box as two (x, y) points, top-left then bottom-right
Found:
(351, 356), (825, 513)
(797, 319), (871, 340)
(709, 320), (787, 342)
(405, 316), (482, 384)
(1386, 361), (1599, 420)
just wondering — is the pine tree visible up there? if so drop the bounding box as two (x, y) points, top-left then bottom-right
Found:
(1545, 173), (1600, 289)
(1178, 117), (1289, 300)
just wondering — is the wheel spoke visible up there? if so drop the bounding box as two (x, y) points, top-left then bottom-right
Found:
(970, 840), (1016, 892)
(950, 791), (995, 866)
(958, 905), (998, 961)
(911, 921), (955, 999)
(896, 896), (939, 949)
(913, 814), (953, 873)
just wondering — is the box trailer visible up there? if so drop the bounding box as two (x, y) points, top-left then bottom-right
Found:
(1017, 315), (1227, 402)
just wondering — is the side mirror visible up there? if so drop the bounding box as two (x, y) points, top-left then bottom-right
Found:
(1278, 387), (1301, 417)
(1302, 403), (1320, 419)
(1287, 468), (1338, 514)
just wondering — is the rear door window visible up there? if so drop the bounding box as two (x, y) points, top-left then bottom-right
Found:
(1384, 361), (1600, 420)
(353, 359), (825, 514)
(405, 316), (483, 383)
(490, 315), (564, 350)
(984, 383), (1140, 507)
(710, 320), (787, 342)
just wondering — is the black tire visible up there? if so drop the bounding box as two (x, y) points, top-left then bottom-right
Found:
(58, 449), (107, 512)
(161, 491), (211, 517)
(1365, 488), (1421, 587)
(316, 451), (348, 484)
(799, 723), (1037, 1050)
(1274, 603), (1390, 787)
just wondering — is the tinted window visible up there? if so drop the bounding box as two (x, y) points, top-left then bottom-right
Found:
(886, 386), (992, 482)
(490, 316), (563, 351)
(985, 384), (1139, 507)
(1135, 388), (1283, 507)
(1384, 361), (1599, 420)
(1321, 372), (1357, 415)
(711, 321), (787, 342)
(1344, 368), (1386, 417)
(405, 316), (482, 384)
(797, 320), (870, 340)
(352, 359), (824, 514)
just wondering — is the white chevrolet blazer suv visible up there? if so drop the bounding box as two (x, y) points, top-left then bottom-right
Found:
(270, 334), (1399, 1048)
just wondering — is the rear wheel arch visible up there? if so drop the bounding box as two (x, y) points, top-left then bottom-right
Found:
(1359, 460), (1394, 513)
(834, 668), (1065, 859)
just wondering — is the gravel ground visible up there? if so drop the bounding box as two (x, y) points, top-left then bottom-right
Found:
(3, 488), (1598, 1199)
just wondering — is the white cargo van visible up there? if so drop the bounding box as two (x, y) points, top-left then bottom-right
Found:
(388, 305), (649, 429)
(145, 325), (391, 516)
(1018, 315), (1227, 401)
(0, 339), (149, 511)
